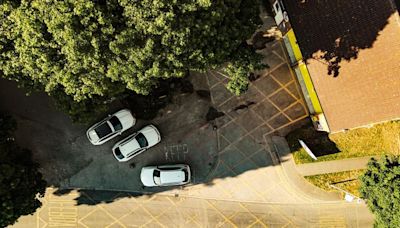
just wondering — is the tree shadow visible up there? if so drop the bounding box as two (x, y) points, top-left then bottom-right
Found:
(122, 77), (194, 121)
(0, 5), (337, 211)
(0, 62), (327, 209)
(52, 188), (146, 205)
(395, 0), (400, 14)
(284, 0), (397, 77)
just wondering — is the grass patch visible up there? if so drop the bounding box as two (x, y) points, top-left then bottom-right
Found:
(286, 120), (400, 164)
(304, 169), (365, 197)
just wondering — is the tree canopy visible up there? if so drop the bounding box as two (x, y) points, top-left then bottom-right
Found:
(360, 156), (400, 228)
(0, 0), (263, 105)
(0, 113), (47, 227)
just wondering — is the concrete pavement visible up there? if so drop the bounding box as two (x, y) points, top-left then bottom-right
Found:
(296, 156), (375, 176)
(271, 136), (342, 201)
(11, 188), (373, 227)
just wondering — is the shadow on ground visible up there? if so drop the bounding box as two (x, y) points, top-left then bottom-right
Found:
(52, 188), (146, 206)
(0, 5), (320, 206)
(286, 119), (340, 159)
(0, 68), (288, 205)
(0, 67), (297, 205)
(284, 0), (397, 76)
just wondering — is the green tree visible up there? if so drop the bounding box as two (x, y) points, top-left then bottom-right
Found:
(0, 114), (47, 227)
(50, 87), (110, 123)
(360, 156), (400, 227)
(0, 0), (263, 117)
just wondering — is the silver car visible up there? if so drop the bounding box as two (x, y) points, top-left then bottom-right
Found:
(140, 164), (191, 187)
(86, 109), (136, 145)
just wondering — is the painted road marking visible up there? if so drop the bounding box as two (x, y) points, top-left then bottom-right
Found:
(164, 144), (189, 161)
(47, 191), (78, 227)
(319, 210), (347, 227)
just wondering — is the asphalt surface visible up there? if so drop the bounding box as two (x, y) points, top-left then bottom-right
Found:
(0, 75), (218, 193)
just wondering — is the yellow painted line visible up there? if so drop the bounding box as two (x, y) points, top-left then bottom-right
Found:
(286, 29), (303, 61)
(238, 203), (267, 227)
(186, 214), (202, 228)
(205, 200), (238, 228)
(45, 190), (79, 227)
(298, 63), (322, 113)
(285, 29), (324, 115)
(139, 204), (167, 228)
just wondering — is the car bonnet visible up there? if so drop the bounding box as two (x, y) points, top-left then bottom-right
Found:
(114, 110), (135, 129)
(140, 168), (156, 186)
(140, 126), (160, 146)
(88, 129), (100, 142)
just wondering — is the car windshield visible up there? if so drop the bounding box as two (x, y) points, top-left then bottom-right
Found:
(136, 133), (148, 148)
(109, 116), (122, 131)
(95, 122), (112, 138)
(184, 169), (189, 182)
(153, 170), (161, 185)
(114, 148), (124, 159)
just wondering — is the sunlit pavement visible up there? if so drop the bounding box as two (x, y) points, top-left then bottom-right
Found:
(12, 188), (372, 228)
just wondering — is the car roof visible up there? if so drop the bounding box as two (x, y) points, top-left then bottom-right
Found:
(95, 122), (112, 138)
(160, 170), (185, 184)
(119, 137), (140, 156)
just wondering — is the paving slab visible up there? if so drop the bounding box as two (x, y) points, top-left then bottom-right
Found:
(271, 136), (341, 201)
(297, 156), (376, 176)
(10, 188), (373, 227)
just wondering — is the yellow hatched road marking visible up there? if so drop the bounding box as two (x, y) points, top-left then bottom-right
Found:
(138, 201), (169, 228)
(46, 190), (79, 227)
(238, 203), (268, 228)
(281, 222), (292, 228)
(206, 200), (238, 227)
(298, 63), (322, 113)
(318, 206), (347, 228)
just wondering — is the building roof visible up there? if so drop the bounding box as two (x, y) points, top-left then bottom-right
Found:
(284, 0), (400, 132)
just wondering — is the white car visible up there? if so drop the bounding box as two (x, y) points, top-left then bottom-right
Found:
(272, 0), (289, 26)
(140, 164), (191, 187)
(112, 125), (161, 162)
(86, 109), (136, 145)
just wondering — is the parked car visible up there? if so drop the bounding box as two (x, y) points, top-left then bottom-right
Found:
(86, 109), (136, 145)
(272, 0), (289, 26)
(140, 164), (191, 187)
(112, 124), (161, 162)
